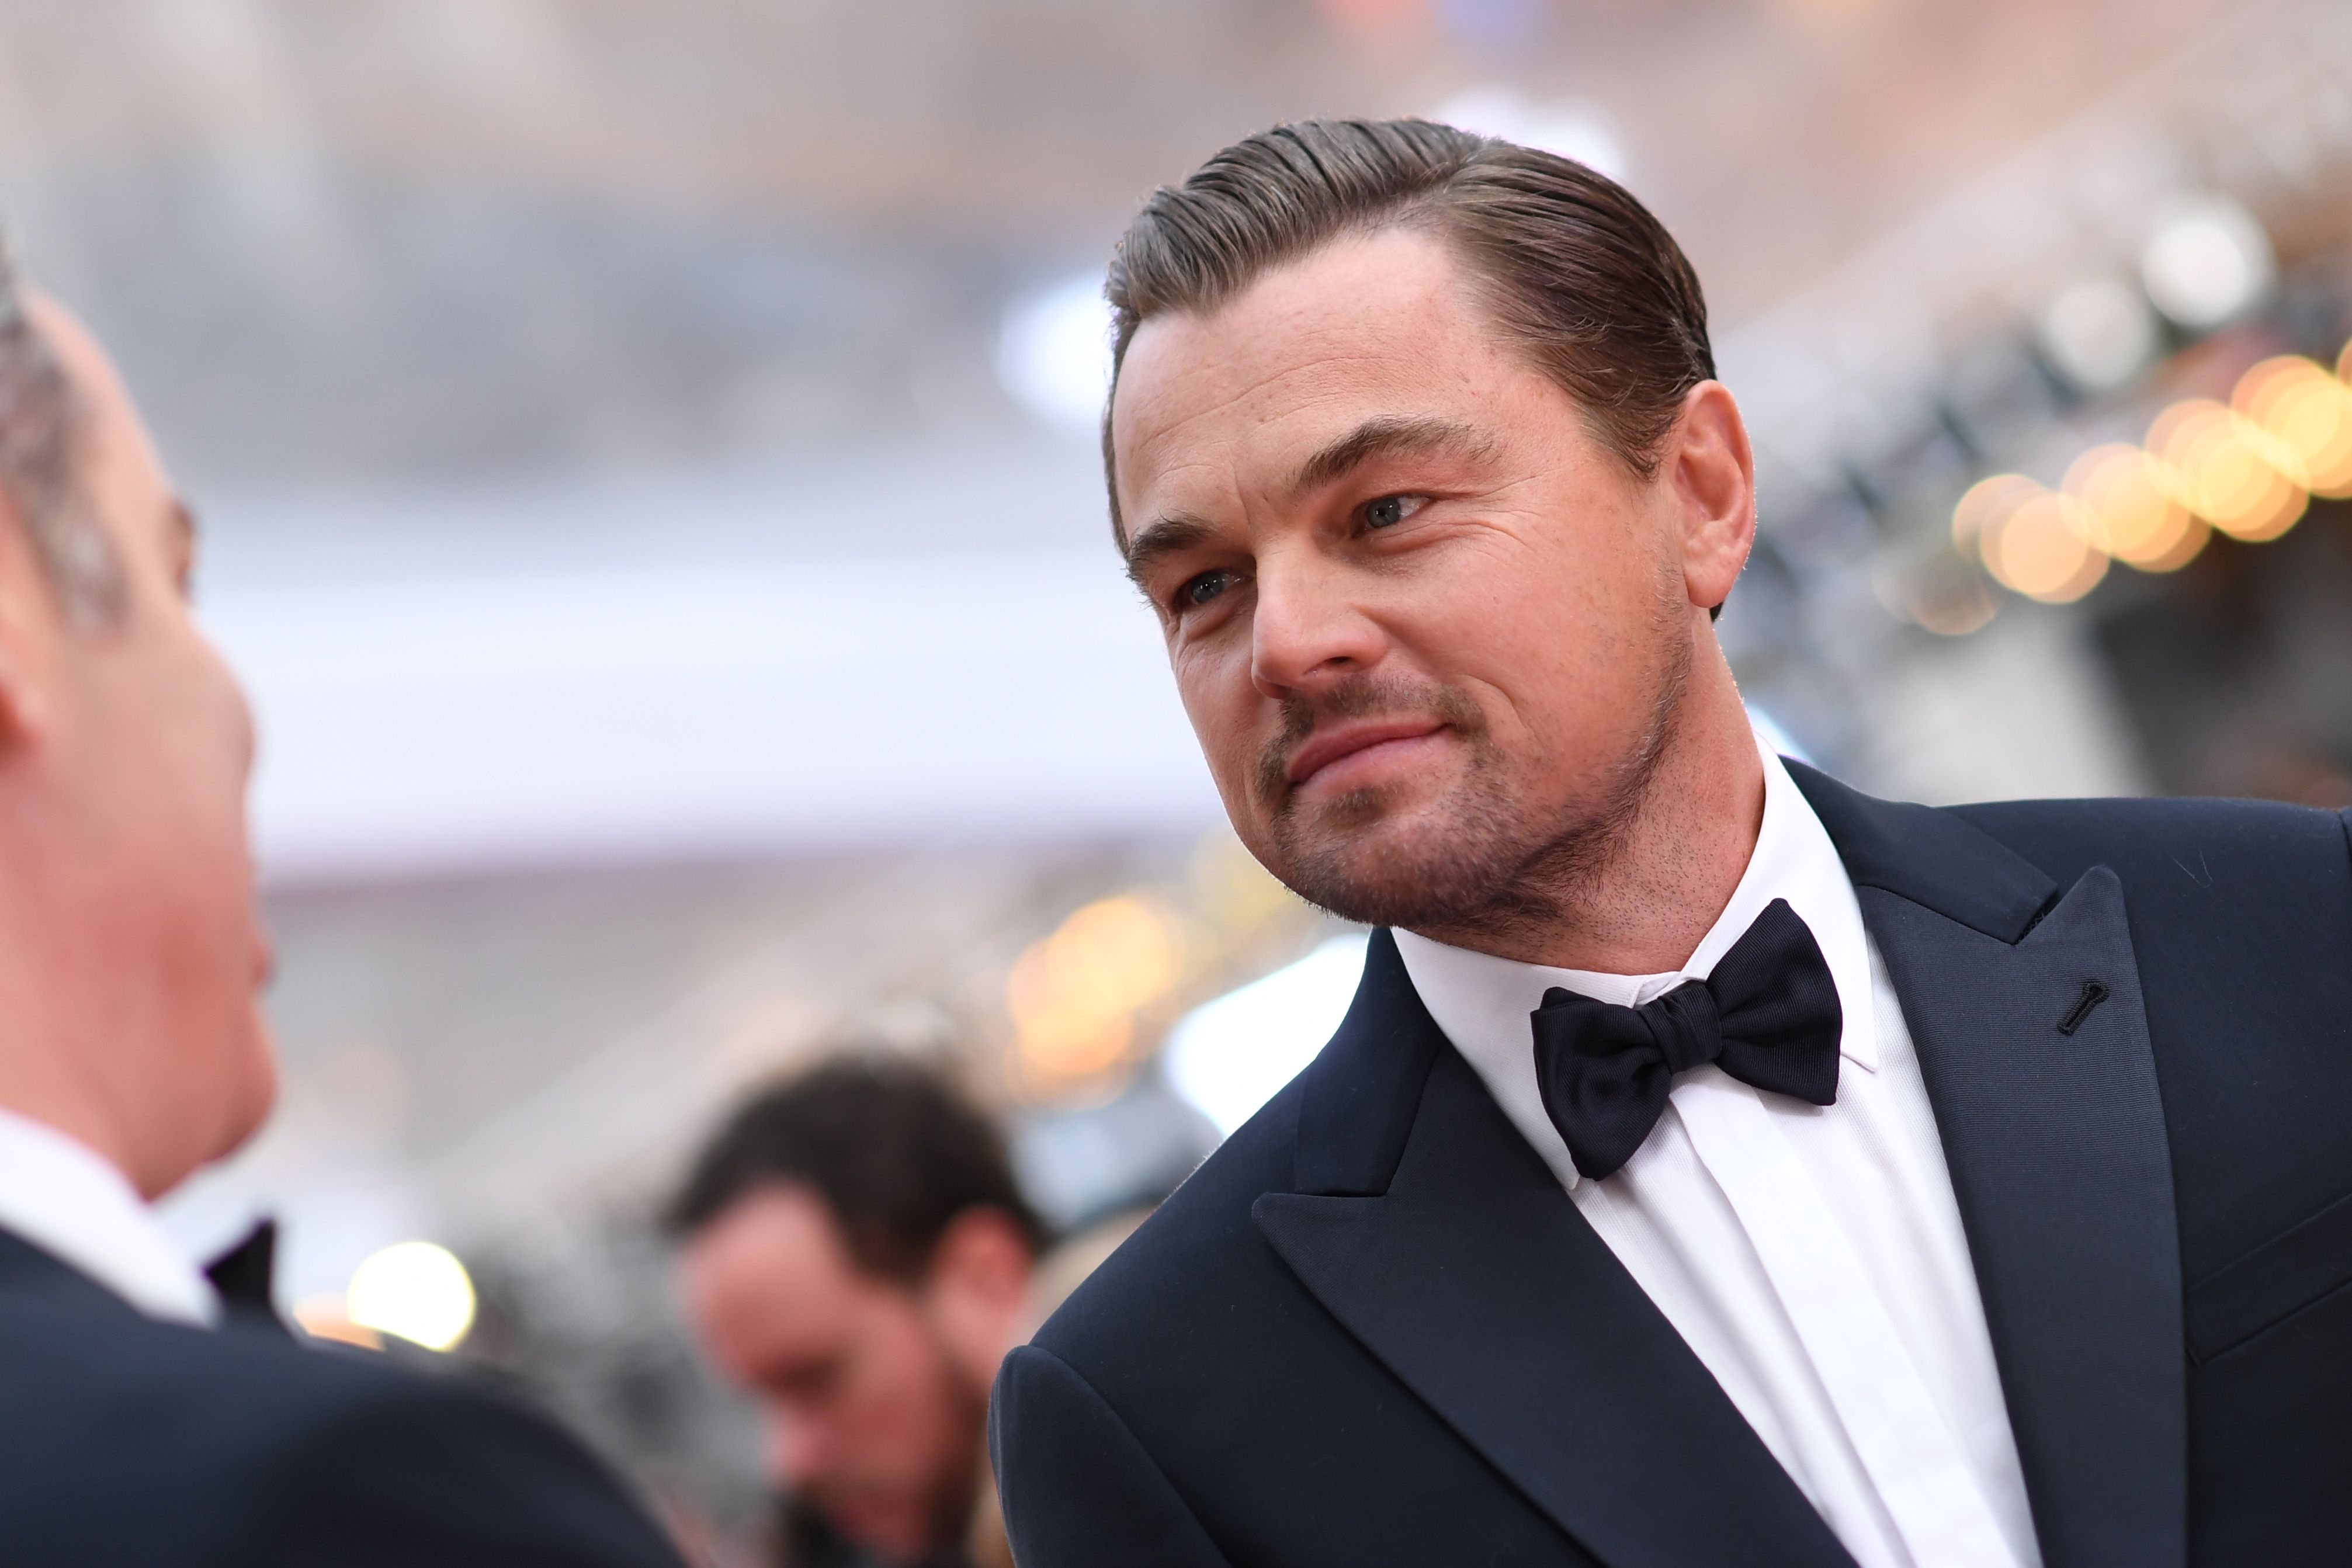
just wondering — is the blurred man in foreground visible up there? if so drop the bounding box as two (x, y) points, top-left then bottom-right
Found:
(670, 1059), (1045, 1568)
(0, 247), (684, 1567)
(991, 120), (2352, 1567)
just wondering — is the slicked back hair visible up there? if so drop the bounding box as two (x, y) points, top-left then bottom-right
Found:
(0, 241), (123, 624)
(1102, 118), (1715, 550)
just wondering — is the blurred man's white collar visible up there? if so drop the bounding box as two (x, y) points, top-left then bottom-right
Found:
(0, 1105), (220, 1326)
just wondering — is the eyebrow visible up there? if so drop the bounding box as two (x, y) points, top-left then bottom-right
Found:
(1282, 415), (1494, 499)
(1121, 415), (1494, 591)
(1122, 512), (1218, 592)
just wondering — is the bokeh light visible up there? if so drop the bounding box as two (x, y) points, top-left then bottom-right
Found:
(996, 272), (1115, 431)
(1164, 935), (1368, 1136)
(1948, 341), (2352, 610)
(1951, 473), (2042, 557)
(345, 1241), (477, 1352)
(2141, 196), (2275, 331)
(1985, 490), (2108, 603)
(2147, 399), (2308, 542)
(2038, 276), (2159, 394)
(2232, 355), (2352, 497)
(1909, 574), (2001, 637)
(290, 1294), (381, 1350)
(1007, 896), (1182, 1082)
(2063, 445), (2204, 570)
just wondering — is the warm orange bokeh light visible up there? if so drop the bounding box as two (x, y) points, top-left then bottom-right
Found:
(1951, 473), (2042, 554)
(1954, 474), (2109, 603)
(1007, 896), (1181, 1080)
(1985, 491), (2108, 603)
(1940, 349), (2351, 619)
(2062, 444), (2202, 570)
(2147, 399), (2308, 542)
(2233, 355), (2352, 498)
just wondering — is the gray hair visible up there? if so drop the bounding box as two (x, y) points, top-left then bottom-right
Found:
(0, 242), (124, 623)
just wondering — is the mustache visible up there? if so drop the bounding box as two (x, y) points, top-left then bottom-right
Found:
(1254, 676), (1486, 805)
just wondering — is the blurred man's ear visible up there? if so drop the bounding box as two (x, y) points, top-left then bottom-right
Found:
(0, 498), (60, 750)
(922, 1207), (1038, 1387)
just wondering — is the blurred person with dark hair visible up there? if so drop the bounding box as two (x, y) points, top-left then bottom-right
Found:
(669, 1057), (1046, 1568)
(0, 247), (685, 1567)
(991, 119), (2352, 1568)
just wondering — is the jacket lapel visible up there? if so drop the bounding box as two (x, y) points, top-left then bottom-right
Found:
(1255, 932), (1855, 1568)
(1791, 764), (2187, 1568)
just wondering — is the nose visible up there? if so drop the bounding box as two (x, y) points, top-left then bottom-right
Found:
(200, 632), (261, 780)
(1248, 545), (1386, 701)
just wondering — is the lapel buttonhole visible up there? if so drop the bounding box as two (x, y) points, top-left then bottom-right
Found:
(2056, 980), (2111, 1036)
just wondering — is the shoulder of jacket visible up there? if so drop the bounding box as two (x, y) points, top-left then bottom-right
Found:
(1949, 792), (2346, 854)
(1035, 1076), (1306, 1362)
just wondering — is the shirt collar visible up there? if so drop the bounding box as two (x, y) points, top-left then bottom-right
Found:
(1392, 727), (1877, 1191)
(0, 1106), (219, 1326)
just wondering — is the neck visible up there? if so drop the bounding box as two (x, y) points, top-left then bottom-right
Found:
(0, 1038), (152, 1199)
(1413, 639), (1765, 976)
(0, 888), (169, 1199)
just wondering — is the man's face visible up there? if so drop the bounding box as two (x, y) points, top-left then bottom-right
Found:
(680, 1187), (985, 1564)
(18, 299), (273, 1195)
(1113, 228), (1726, 934)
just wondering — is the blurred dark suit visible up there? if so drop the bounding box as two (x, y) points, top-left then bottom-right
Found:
(779, 1505), (979, 1568)
(0, 1226), (686, 1567)
(995, 774), (2352, 1568)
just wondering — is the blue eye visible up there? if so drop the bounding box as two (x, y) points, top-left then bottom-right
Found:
(1365, 494), (1425, 529)
(1182, 571), (1234, 608)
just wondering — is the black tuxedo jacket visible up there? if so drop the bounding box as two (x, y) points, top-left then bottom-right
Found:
(993, 768), (2352, 1568)
(0, 1226), (684, 1566)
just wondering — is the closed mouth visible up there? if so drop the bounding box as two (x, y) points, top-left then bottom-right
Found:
(1283, 719), (1449, 794)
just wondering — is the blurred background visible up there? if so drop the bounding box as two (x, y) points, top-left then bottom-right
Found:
(5, 0), (2350, 1557)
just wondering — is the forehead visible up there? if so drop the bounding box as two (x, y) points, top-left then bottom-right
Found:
(1112, 228), (1521, 518)
(684, 1185), (878, 1334)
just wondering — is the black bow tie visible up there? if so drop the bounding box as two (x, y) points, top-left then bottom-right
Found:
(203, 1218), (292, 1337)
(1530, 898), (1842, 1180)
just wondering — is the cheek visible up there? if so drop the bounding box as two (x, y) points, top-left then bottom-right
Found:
(160, 642), (259, 869)
(1394, 536), (1651, 747)
(840, 1314), (965, 1467)
(1171, 640), (1262, 780)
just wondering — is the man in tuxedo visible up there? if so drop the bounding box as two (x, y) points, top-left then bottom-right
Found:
(0, 248), (685, 1566)
(991, 119), (2352, 1568)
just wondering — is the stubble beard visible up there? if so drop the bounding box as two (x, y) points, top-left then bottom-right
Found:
(800, 1315), (989, 1564)
(1258, 629), (1692, 944)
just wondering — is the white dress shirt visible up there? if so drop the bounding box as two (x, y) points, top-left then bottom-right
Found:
(0, 1105), (218, 1326)
(1393, 733), (2041, 1568)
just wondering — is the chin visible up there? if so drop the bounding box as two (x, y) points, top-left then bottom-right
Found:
(210, 1011), (279, 1162)
(835, 1510), (932, 1565)
(1269, 789), (1532, 929)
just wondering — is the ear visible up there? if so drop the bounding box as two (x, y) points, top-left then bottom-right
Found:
(0, 494), (62, 750)
(921, 1206), (1038, 1388)
(1666, 381), (1756, 615)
